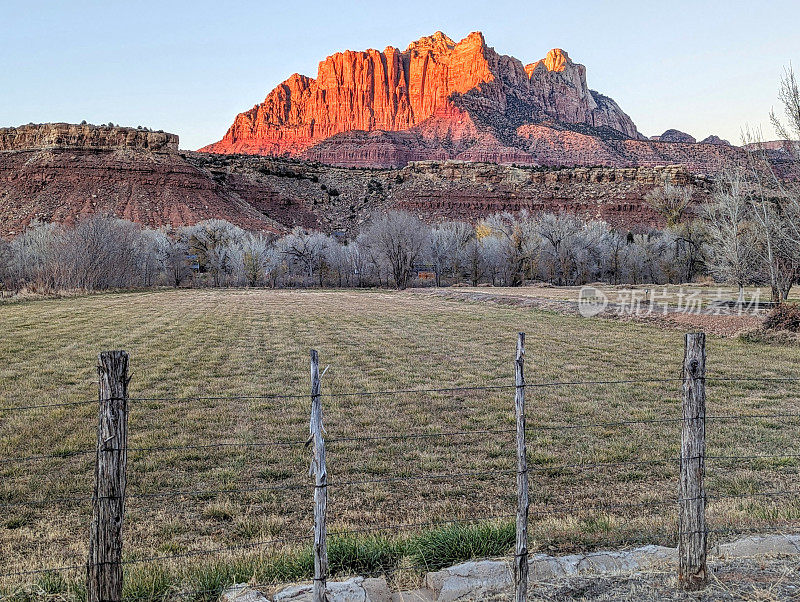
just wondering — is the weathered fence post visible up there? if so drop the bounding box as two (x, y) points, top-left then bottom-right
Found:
(514, 333), (528, 602)
(309, 349), (328, 602)
(87, 351), (129, 602)
(679, 333), (707, 590)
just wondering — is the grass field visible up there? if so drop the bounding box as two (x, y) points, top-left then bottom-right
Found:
(2, 288), (800, 599)
(442, 283), (799, 308)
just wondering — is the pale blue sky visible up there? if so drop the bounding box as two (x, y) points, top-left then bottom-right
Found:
(2, 0), (798, 150)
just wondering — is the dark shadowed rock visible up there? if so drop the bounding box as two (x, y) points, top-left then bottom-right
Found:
(659, 129), (697, 144)
(699, 135), (731, 146)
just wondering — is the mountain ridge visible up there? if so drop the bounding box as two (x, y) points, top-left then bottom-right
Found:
(199, 31), (646, 165)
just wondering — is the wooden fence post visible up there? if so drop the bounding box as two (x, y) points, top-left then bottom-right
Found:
(309, 349), (328, 602)
(679, 333), (707, 590)
(514, 333), (528, 602)
(87, 351), (129, 602)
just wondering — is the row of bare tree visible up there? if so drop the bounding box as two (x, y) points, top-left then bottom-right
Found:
(701, 67), (800, 302)
(1, 70), (797, 297)
(0, 209), (710, 293)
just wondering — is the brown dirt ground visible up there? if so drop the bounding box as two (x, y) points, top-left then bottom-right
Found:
(493, 556), (800, 601)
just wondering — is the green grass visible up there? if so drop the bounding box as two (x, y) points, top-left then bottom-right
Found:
(1, 520), (515, 601)
(1, 288), (800, 596)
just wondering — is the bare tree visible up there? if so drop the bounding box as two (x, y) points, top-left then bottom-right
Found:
(429, 222), (472, 286)
(281, 228), (329, 286)
(54, 216), (155, 290)
(184, 220), (245, 287)
(238, 232), (271, 287)
(770, 65), (800, 158)
(704, 167), (761, 302)
(536, 213), (584, 285)
(645, 181), (693, 227)
(733, 66), (800, 301)
(362, 211), (429, 289)
(6, 221), (59, 291)
(460, 238), (487, 286)
(479, 235), (506, 286)
(482, 212), (538, 286)
(604, 231), (629, 285)
(157, 231), (191, 287)
(323, 239), (350, 288)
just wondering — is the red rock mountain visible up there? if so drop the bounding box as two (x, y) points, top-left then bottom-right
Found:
(0, 124), (285, 236)
(0, 123), (720, 238)
(201, 32), (648, 166)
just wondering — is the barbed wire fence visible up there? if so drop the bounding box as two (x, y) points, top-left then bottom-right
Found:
(0, 333), (799, 601)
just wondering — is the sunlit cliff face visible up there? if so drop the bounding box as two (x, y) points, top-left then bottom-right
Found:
(199, 32), (641, 159)
(524, 48), (570, 76)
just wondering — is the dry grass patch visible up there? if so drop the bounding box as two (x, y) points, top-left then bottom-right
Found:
(1, 288), (799, 594)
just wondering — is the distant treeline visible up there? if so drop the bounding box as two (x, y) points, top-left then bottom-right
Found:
(0, 159), (795, 298)
(0, 205), (714, 294)
(3, 150), (800, 299)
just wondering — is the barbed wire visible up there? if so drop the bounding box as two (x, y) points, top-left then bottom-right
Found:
(0, 469), (515, 508)
(10, 422), (800, 469)
(0, 457), (681, 508)
(0, 449), (96, 465)
(528, 458), (676, 472)
(704, 376), (800, 384)
(327, 513), (517, 538)
(710, 490), (800, 502)
(681, 489), (800, 503)
(329, 469), (515, 488)
(5, 373), (800, 589)
(706, 412), (800, 422)
(326, 427), (517, 444)
(706, 453), (800, 462)
(0, 383), (517, 413)
(0, 514), (515, 580)
(0, 398), (97, 412)
(681, 524), (800, 537)
(533, 417), (684, 431)
(0, 561), (85, 579)
(0, 479), (316, 508)
(528, 499), (676, 515)
(0, 532), (314, 579)
(4, 372), (800, 414)
(4, 466), (796, 512)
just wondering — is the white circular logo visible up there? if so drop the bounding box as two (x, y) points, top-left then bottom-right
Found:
(578, 287), (608, 317)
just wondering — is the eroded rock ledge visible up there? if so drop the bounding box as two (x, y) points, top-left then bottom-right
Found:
(0, 123), (179, 152)
(220, 535), (800, 601)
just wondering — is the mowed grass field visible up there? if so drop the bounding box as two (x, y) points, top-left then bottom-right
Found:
(437, 283), (800, 308)
(2, 288), (800, 596)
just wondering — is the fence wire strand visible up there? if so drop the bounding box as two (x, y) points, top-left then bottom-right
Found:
(3, 372), (800, 413)
(0, 514), (515, 581)
(5, 372), (800, 589)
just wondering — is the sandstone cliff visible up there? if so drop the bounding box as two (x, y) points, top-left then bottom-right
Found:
(0, 123), (178, 152)
(200, 32), (642, 163)
(0, 124), (280, 236)
(303, 121), (742, 173)
(0, 122), (710, 238)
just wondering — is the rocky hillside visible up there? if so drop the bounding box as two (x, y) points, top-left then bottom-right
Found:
(0, 123), (713, 237)
(200, 31), (740, 171)
(0, 123), (179, 152)
(184, 153), (712, 234)
(0, 124), (283, 236)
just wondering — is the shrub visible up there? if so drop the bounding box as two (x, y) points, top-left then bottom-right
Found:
(738, 326), (799, 346)
(764, 304), (800, 332)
